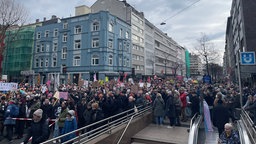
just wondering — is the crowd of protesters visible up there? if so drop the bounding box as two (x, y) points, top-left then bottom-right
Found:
(0, 77), (255, 143)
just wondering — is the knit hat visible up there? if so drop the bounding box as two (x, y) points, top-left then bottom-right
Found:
(34, 109), (43, 118)
(68, 110), (75, 116)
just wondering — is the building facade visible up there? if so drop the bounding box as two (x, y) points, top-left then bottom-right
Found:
(190, 54), (203, 77)
(33, 11), (131, 85)
(91, 0), (145, 76)
(224, 0), (256, 86)
(91, 0), (186, 78)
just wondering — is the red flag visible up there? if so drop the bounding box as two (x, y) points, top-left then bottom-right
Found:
(147, 76), (151, 83)
(117, 77), (120, 83)
(124, 73), (127, 79)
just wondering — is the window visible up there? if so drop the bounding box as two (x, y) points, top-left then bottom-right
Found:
(37, 32), (41, 39)
(109, 23), (113, 32)
(119, 28), (123, 37)
(63, 33), (67, 42)
(35, 59), (39, 67)
(92, 55), (99, 65)
(74, 40), (81, 49)
(92, 38), (99, 48)
(73, 55), (81, 66)
(53, 43), (57, 51)
(125, 31), (129, 39)
(92, 22), (99, 31)
(53, 28), (58, 37)
(36, 44), (40, 53)
(123, 57), (126, 66)
(62, 47), (67, 59)
(109, 55), (113, 65)
(140, 37), (144, 43)
(108, 39), (113, 49)
(40, 58), (44, 67)
(63, 22), (68, 29)
(45, 30), (49, 37)
(123, 44), (126, 51)
(119, 56), (122, 66)
(132, 34), (139, 41)
(45, 58), (49, 67)
(75, 25), (81, 34)
(52, 57), (57, 67)
(46, 44), (49, 52)
(127, 44), (130, 51)
(136, 65), (140, 70)
(41, 44), (44, 52)
(119, 42), (122, 50)
(140, 66), (144, 70)
(126, 59), (130, 67)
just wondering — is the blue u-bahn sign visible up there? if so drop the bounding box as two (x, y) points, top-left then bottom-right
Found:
(240, 52), (255, 65)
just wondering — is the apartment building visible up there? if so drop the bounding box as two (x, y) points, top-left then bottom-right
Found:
(91, 0), (186, 78)
(33, 11), (131, 85)
(224, 0), (256, 86)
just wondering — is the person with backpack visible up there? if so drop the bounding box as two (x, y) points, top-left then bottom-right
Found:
(4, 100), (19, 143)
(21, 109), (50, 144)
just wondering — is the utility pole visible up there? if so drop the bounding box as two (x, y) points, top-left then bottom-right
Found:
(236, 52), (243, 108)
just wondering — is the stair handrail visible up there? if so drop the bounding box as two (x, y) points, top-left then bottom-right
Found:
(236, 120), (251, 144)
(188, 113), (203, 144)
(240, 109), (256, 144)
(116, 114), (135, 144)
(41, 103), (152, 144)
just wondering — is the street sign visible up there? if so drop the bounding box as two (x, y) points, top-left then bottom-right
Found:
(203, 75), (211, 84)
(240, 52), (255, 65)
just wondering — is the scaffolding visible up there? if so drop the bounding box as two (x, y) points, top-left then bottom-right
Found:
(3, 26), (35, 82)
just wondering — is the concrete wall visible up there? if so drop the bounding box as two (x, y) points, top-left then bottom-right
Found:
(88, 112), (153, 144)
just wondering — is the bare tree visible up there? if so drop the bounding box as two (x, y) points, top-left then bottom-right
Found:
(194, 33), (219, 75)
(172, 59), (185, 77)
(0, 0), (28, 53)
(209, 63), (223, 82)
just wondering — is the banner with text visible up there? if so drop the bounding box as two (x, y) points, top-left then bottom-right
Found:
(0, 83), (18, 91)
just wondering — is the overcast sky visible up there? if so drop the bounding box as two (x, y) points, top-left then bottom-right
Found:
(21, 0), (232, 64)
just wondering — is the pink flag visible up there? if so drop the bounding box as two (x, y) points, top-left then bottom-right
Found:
(59, 92), (68, 100)
(93, 73), (97, 82)
(46, 80), (51, 87)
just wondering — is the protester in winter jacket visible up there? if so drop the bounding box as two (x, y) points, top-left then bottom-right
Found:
(4, 100), (19, 142)
(153, 93), (165, 125)
(165, 91), (176, 128)
(61, 110), (77, 144)
(0, 96), (7, 136)
(22, 109), (49, 144)
(218, 123), (240, 144)
(58, 101), (69, 135)
(212, 99), (229, 136)
(179, 87), (187, 122)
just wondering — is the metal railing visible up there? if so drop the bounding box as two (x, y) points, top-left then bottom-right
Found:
(41, 103), (152, 144)
(240, 109), (256, 144)
(188, 113), (203, 144)
(237, 120), (251, 144)
(116, 115), (135, 144)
